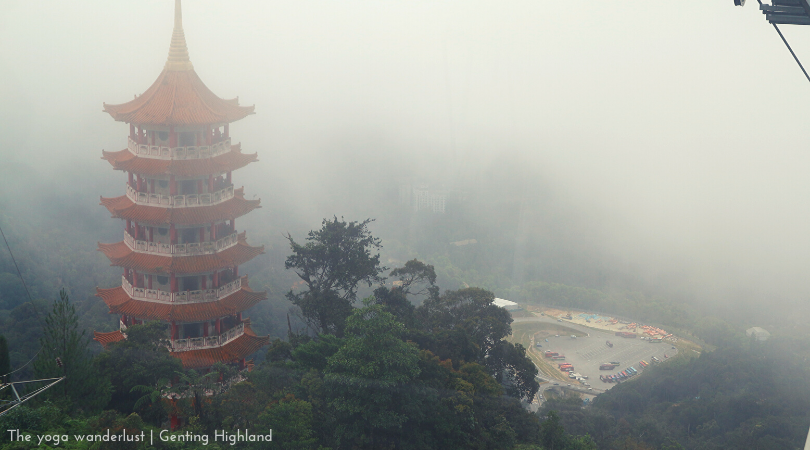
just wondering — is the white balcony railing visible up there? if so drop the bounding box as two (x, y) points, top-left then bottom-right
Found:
(125, 184), (235, 208)
(121, 275), (242, 304)
(170, 322), (245, 351)
(123, 231), (239, 257)
(127, 137), (232, 160)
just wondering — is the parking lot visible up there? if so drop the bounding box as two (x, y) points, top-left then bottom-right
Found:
(514, 316), (678, 389)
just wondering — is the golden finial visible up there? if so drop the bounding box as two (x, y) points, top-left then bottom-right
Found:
(164, 0), (193, 71)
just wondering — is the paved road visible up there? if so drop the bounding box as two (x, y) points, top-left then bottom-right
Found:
(515, 315), (677, 400)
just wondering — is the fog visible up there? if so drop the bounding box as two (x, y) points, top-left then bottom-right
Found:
(3, 0), (810, 326)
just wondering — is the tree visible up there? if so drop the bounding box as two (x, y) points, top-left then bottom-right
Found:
(285, 217), (386, 336)
(33, 289), (110, 412)
(323, 304), (421, 448)
(389, 259), (439, 300)
(417, 287), (512, 361)
(95, 322), (182, 419)
(489, 341), (539, 402)
(371, 259), (439, 328)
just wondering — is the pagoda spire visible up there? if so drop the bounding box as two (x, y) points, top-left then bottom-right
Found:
(165, 0), (193, 71)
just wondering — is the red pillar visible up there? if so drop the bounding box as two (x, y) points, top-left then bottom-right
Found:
(171, 321), (177, 340)
(170, 274), (176, 292)
(129, 124), (135, 140)
(213, 270), (219, 288)
(199, 227), (204, 243)
(203, 322), (209, 337)
(201, 275), (206, 290)
(126, 219), (131, 234)
(234, 265), (238, 277)
(149, 227), (154, 242)
(134, 224), (139, 240)
(169, 126), (176, 147)
(197, 179), (203, 194)
(128, 171), (134, 187)
(215, 318), (221, 334)
(148, 275), (153, 289)
(132, 270), (139, 288)
(170, 224), (176, 244)
(237, 311), (242, 322)
(211, 222), (216, 240)
(169, 175), (176, 195)
(136, 175), (142, 191)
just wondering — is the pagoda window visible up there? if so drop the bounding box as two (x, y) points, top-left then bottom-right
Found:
(182, 323), (203, 339)
(179, 179), (196, 195)
(179, 131), (196, 147)
(179, 276), (199, 292)
(179, 227), (199, 244)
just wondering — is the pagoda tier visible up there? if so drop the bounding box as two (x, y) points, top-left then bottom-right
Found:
(103, 64), (254, 127)
(101, 143), (258, 177)
(98, 233), (264, 274)
(171, 322), (269, 370)
(94, 330), (126, 348)
(93, 324), (268, 370)
(96, 277), (266, 322)
(100, 187), (260, 225)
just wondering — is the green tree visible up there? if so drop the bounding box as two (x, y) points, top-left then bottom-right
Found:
(285, 217), (386, 336)
(33, 289), (110, 412)
(323, 304), (421, 448)
(95, 321), (182, 419)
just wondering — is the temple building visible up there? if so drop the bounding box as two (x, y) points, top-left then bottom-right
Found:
(93, 0), (269, 370)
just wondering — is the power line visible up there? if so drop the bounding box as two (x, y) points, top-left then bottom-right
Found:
(0, 224), (35, 305)
(0, 223), (46, 379)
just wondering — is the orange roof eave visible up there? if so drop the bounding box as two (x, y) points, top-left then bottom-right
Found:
(97, 233), (264, 274)
(171, 323), (269, 369)
(101, 144), (258, 177)
(96, 277), (267, 322)
(103, 69), (255, 127)
(100, 189), (261, 225)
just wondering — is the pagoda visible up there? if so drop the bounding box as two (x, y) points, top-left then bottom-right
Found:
(93, 0), (269, 371)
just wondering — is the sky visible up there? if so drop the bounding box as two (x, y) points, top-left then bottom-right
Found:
(3, 0), (810, 317)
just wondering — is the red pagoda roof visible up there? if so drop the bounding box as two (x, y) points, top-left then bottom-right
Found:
(172, 323), (269, 369)
(96, 277), (266, 322)
(101, 144), (258, 177)
(98, 233), (263, 274)
(100, 188), (260, 225)
(93, 330), (126, 348)
(102, 1), (253, 126)
(103, 70), (254, 126)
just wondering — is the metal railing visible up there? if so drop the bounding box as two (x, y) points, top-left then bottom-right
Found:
(123, 231), (239, 256)
(121, 275), (242, 304)
(170, 322), (245, 351)
(125, 184), (235, 208)
(127, 137), (232, 160)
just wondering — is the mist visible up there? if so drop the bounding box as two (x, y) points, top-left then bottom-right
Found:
(3, 0), (810, 331)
